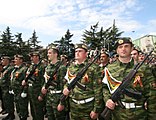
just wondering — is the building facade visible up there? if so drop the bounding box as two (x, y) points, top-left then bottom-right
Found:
(133, 35), (156, 53)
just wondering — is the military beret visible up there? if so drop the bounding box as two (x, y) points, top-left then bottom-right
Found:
(75, 44), (88, 51)
(1, 56), (10, 60)
(101, 51), (110, 57)
(48, 45), (59, 51)
(29, 52), (40, 56)
(61, 54), (68, 59)
(114, 37), (133, 49)
(14, 54), (24, 59)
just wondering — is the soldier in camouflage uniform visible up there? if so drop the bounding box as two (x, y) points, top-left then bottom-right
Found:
(58, 44), (103, 120)
(22, 52), (45, 120)
(10, 55), (29, 120)
(0, 56), (15, 120)
(102, 37), (156, 120)
(40, 46), (67, 120)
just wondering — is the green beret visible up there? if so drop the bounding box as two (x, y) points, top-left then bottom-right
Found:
(48, 45), (59, 51)
(101, 51), (110, 57)
(29, 52), (40, 56)
(115, 37), (133, 49)
(1, 56), (10, 60)
(75, 44), (88, 51)
(14, 54), (24, 59)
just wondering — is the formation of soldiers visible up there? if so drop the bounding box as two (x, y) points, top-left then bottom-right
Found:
(0, 37), (156, 120)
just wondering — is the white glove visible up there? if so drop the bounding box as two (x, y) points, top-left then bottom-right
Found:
(21, 92), (27, 98)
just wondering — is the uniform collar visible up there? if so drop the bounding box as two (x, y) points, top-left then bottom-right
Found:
(117, 58), (134, 67)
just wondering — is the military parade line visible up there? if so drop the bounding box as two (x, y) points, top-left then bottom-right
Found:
(0, 37), (156, 120)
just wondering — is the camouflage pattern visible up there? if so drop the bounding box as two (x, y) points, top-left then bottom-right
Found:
(10, 64), (29, 119)
(147, 64), (156, 119)
(45, 60), (67, 120)
(102, 59), (156, 120)
(0, 65), (14, 114)
(65, 60), (103, 120)
(27, 62), (45, 120)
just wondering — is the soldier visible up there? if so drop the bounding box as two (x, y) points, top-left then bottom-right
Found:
(131, 48), (140, 64)
(99, 50), (110, 68)
(39, 46), (67, 120)
(0, 56), (15, 120)
(10, 55), (29, 120)
(102, 37), (156, 120)
(58, 44), (103, 120)
(138, 52), (145, 62)
(0, 61), (6, 115)
(22, 52), (45, 120)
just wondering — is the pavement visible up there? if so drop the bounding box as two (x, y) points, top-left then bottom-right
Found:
(0, 102), (48, 120)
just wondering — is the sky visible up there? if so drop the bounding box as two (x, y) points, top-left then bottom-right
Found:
(0, 0), (156, 48)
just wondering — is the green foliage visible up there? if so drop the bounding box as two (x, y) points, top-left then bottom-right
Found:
(0, 21), (124, 61)
(0, 27), (43, 61)
(54, 29), (75, 60)
(82, 20), (124, 52)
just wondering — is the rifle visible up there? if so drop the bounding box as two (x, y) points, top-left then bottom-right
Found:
(38, 60), (64, 99)
(101, 50), (153, 119)
(60, 52), (100, 102)
(21, 60), (42, 97)
(25, 60), (42, 83)
(44, 61), (63, 89)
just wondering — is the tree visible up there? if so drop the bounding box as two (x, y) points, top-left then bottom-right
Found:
(82, 21), (124, 52)
(28, 30), (42, 51)
(108, 19), (124, 52)
(82, 22), (101, 50)
(54, 29), (74, 59)
(0, 27), (16, 57)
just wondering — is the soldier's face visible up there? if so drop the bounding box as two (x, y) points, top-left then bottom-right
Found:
(131, 50), (139, 61)
(116, 43), (133, 58)
(100, 54), (109, 63)
(14, 57), (22, 66)
(1, 59), (9, 66)
(31, 55), (38, 63)
(75, 48), (87, 61)
(47, 49), (56, 61)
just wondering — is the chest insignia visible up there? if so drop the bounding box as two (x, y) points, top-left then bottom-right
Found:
(64, 69), (76, 84)
(102, 67), (121, 94)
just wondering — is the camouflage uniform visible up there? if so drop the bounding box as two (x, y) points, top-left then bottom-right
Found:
(10, 64), (29, 120)
(45, 60), (67, 120)
(0, 64), (14, 119)
(65, 60), (103, 120)
(147, 62), (156, 119)
(102, 59), (156, 120)
(27, 62), (45, 120)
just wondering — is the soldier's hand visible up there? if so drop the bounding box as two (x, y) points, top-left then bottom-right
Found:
(22, 80), (27, 86)
(63, 88), (70, 96)
(38, 96), (43, 101)
(106, 99), (116, 110)
(90, 111), (98, 119)
(41, 87), (47, 95)
(57, 104), (64, 111)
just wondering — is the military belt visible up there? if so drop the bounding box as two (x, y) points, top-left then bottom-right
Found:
(122, 102), (142, 109)
(72, 97), (94, 104)
(50, 90), (61, 94)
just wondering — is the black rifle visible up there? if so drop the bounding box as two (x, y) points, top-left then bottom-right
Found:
(44, 61), (63, 89)
(25, 60), (42, 83)
(60, 53), (100, 102)
(21, 60), (42, 96)
(101, 50), (153, 119)
(38, 61), (63, 99)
